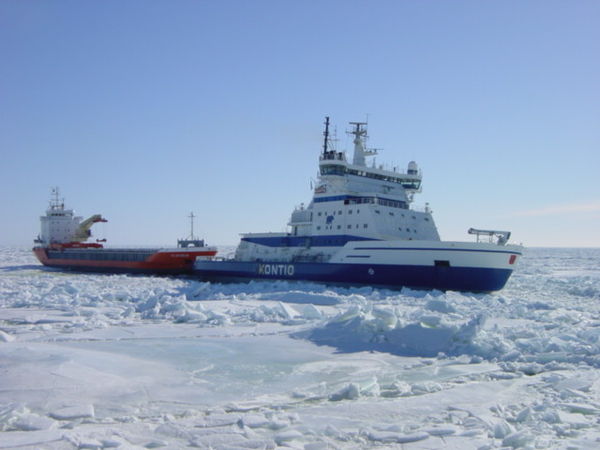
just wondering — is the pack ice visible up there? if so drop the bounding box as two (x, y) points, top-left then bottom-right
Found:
(1, 246), (600, 449)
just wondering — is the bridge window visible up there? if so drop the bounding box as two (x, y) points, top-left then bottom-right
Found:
(376, 198), (407, 209)
(320, 164), (346, 176)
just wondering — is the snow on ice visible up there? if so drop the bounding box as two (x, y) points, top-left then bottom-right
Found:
(1, 246), (600, 448)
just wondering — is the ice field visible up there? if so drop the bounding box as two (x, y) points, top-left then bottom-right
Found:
(1, 246), (600, 449)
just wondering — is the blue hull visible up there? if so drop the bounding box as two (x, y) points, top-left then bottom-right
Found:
(194, 260), (513, 292)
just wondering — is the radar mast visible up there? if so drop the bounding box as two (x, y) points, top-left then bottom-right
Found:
(322, 116), (330, 155)
(49, 187), (65, 211)
(177, 212), (205, 248)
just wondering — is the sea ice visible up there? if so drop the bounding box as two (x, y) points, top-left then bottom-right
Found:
(1, 246), (600, 448)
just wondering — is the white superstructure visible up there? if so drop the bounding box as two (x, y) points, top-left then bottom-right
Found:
(235, 119), (444, 262)
(35, 188), (86, 246)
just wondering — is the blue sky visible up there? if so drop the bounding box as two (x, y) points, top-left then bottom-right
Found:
(1, 0), (598, 247)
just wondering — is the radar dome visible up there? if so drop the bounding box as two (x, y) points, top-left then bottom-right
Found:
(407, 161), (419, 175)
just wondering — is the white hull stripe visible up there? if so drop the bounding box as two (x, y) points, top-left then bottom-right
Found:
(355, 247), (522, 255)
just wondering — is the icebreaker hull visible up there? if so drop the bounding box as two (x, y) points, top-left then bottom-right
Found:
(195, 242), (522, 292)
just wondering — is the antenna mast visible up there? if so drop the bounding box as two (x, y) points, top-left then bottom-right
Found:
(50, 187), (63, 210)
(322, 116), (330, 154)
(177, 211), (205, 248)
(188, 212), (196, 240)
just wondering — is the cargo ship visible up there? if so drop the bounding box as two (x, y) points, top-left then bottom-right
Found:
(194, 117), (523, 292)
(33, 189), (217, 274)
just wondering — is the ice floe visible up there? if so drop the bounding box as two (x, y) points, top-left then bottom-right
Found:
(1, 246), (600, 448)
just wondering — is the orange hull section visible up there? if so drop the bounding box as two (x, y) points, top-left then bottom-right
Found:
(33, 247), (217, 274)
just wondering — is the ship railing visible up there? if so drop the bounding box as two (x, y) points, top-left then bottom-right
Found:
(411, 203), (432, 214)
(291, 253), (328, 263)
(468, 228), (511, 245)
(99, 246), (162, 251)
(178, 239), (205, 248)
(320, 151), (346, 162)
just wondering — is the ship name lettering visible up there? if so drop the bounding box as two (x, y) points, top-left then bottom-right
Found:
(258, 264), (295, 276)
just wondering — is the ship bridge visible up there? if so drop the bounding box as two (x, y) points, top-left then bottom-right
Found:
(319, 161), (422, 191)
(317, 120), (422, 196)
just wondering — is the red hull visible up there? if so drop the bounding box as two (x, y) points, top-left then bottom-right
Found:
(33, 247), (217, 275)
